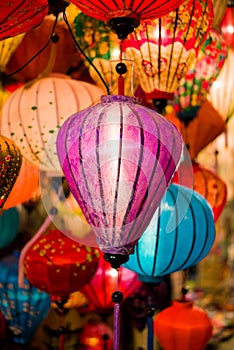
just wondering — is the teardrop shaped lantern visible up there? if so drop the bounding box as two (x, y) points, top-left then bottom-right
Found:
(0, 251), (51, 345)
(0, 0), (48, 40)
(124, 183), (216, 282)
(173, 28), (227, 123)
(1, 75), (103, 173)
(122, 0), (214, 108)
(81, 251), (141, 316)
(208, 47), (234, 123)
(220, 0), (234, 49)
(154, 300), (213, 350)
(56, 94), (183, 263)
(24, 229), (100, 298)
(0, 207), (20, 250)
(0, 135), (22, 209)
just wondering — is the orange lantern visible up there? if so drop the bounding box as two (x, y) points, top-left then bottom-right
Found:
(154, 300), (213, 350)
(6, 14), (78, 83)
(0, 135), (22, 209)
(3, 158), (39, 210)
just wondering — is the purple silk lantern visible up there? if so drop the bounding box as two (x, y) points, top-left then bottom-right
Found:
(56, 95), (183, 267)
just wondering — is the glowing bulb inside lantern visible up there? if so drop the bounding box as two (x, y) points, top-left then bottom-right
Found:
(109, 268), (118, 278)
(112, 48), (121, 58)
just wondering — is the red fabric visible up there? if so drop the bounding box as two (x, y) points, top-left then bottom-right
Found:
(0, 0), (48, 40)
(221, 5), (234, 49)
(154, 300), (213, 350)
(24, 230), (100, 297)
(70, 0), (184, 21)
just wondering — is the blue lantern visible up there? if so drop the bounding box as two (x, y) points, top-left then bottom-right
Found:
(0, 251), (51, 344)
(124, 183), (216, 282)
(0, 207), (19, 250)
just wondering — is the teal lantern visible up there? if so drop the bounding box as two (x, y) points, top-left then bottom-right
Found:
(0, 207), (19, 250)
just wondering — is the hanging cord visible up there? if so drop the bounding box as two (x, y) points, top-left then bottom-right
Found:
(6, 14), (59, 79)
(146, 290), (156, 350)
(111, 269), (123, 350)
(62, 11), (110, 95)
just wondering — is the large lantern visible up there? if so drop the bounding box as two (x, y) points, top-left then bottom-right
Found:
(173, 28), (227, 123)
(56, 94), (183, 265)
(124, 183), (216, 281)
(0, 207), (20, 250)
(122, 0), (214, 108)
(1, 75), (103, 173)
(70, 0), (184, 39)
(0, 135), (22, 209)
(0, 0), (48, 40)
(0, 251), (51, 344)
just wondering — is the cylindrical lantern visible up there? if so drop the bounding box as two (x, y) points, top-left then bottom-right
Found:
(1, 75), (103, 173)
(154, 300), (213, 350)
(173, 28), (227, 122)
(0, 135), (22, 209)
(0, 207), (19, 249)
(122, 0), (214, 103)
(0, 251), (51, 344)
(124, 183), (216, 282)
(24, 229), (100, 297)
(6, 14), (78, 83)
(208, 47), (234, 123)
(0, 0), (48, 40)
(56, 94), (183, 259)
(81, 251), (141, 316)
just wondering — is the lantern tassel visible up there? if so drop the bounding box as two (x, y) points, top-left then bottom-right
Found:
(147, 316), (154, 350)
(59, 333), (65, 350)
(113, 302), (120, 350)
(118, 75), (125, 95)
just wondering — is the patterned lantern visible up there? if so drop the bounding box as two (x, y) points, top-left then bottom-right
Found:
(1, 75), (103, 173)
(173, 28), (227, 122)
(0, 207), (20, 250)
(70, 0), (184, 39)
(6, 14), (78, 84)
(208, 48), (234, 123)
(0, 33), (25, 72)
(56, 94), (183, 264)
(154, 300), (213, 350)
(73, 12), (137, 95)
(0, 0), (48, 40)
(79, 320), (113, 350)
(220, 0), (234, 49)
(24, 229), (100, 297)
(81, 251), (141, 316)
(124, 183), (216, 282)
(122, 0), (214, 106)
(0, 251), (51, 344)
(3, 159), (39, 210)
(0, 135), (22, 209)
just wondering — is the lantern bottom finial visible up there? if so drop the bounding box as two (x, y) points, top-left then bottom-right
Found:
(104, 253), (129, 269)
(107, 17), (140, 39)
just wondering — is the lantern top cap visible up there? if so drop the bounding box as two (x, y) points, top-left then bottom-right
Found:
(101, 94), (141, 104)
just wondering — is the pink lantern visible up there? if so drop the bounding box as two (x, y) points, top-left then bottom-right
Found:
(56, 94), (183, 266)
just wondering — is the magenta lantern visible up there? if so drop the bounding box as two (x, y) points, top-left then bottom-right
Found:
(56, 94), (183, 267)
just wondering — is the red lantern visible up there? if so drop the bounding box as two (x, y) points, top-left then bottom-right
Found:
(154, 300), (213, 350)
(220, 1), (234, 49)
(79, 320), (113, 350)
(70, 0), (184, 39)
(0, 310), (6, 342)
(24, 229), (100, 298)
(0, 0), (48, 40)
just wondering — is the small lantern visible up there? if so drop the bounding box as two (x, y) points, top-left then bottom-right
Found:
(79, 320), (113, 350)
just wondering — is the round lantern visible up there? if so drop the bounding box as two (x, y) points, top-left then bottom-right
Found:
(208, 47), (234, 123)
(173, 28), (227, 122)
(81, 251), (141, 316)
(1, 75), (103, 173)
(122, 0), (214, 106)
(6, 14), (78, 83)
(0, 0), (48, 40)
(0, 207), (19, 249)
(0, 251), (51, 344)
(154, 300), (213, 350)
(24, 229), (100, 297)
(124, 183), (216, 282)
(0, 135), (22, 209)
(220, 0), (234, 49)
(3, 158), (39, 210)
(79, 320), (113, 350)
(56, 94), (184, 263)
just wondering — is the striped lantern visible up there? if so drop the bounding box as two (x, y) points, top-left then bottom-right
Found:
(56, 94), (183, 259)
(0, 0), (48, 40)
(124, 183), (216, 282)
(1, 75), (103, 173)
(122, 0), (214, 103)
